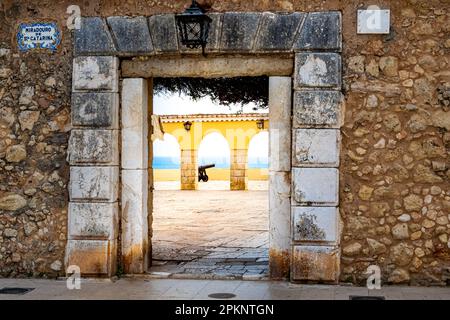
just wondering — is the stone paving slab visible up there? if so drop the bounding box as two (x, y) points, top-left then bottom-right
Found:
(0, 278), (449, 300)
(151, 187), (269, 279)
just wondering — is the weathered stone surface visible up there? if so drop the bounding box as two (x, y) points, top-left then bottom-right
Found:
(65, 239), (116, 276)
(68, 202), (118, 240)
(18, 111), (40, 131)
(0, 194), (27, 211)
(5, 145), (27, 163)
(68, 129), (119, 165)
(69, 166), (119, 202)
(220, 12), (261, 52)
(4, 228), (18, 238)
(293, 91), (343, 128)
(148, 14), (178, 53)
(294, 53), (341, 89)
(74, 17), (116, 55)
(343, 242), (362, 256)
(269, 171), (291, 258)
(294, 12), (342, 51)
(230, 149), (248, 190)
(107, 16), (153, 54)
(367, 238), (387, 255)
(291, 246), (339, 282)
(72, 56), (119, 92)
(255, 12), (305, 51)
(390, 243), (414, 266)
(292, 168), (339, 206)
(358, 185), (374, 201)
(430, 110), (450, 131)
(72, 93), (119, 128)
(269, 77), (291, 172)
(404, 194), (423, 211)
(379, 56), (399, 77)
(122, 56), (293, 78)
(413, 164), (443, 183)
(122, 79), (148, 170)
(50, 260), (62, 272)
(392, 223), (409, 240)
(293, 207), (338, 243)
(121, 169), (149, 274)
(292, 129), (340, 167)
(18, 86), (34, 105)
(180, 149), (198, 190)
(388, 268), (410, 284)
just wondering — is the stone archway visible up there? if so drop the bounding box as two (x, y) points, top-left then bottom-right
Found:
(66, 11), (343, 283)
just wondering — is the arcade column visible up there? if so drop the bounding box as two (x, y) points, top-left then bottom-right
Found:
(180, 149), (198, 190)
(230, 148), (248, 190)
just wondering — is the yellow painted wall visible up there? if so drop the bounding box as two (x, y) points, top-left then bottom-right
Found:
(161, 119), (269, 150)
(153, 168), (268, 181)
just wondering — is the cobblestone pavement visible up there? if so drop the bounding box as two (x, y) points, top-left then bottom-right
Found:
(0, 278), (449, 300)
(150, 181), (269, 279)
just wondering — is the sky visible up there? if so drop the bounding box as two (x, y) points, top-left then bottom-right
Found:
(153, 92), (268, 164)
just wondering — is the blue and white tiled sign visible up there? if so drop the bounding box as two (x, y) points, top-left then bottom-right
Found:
(17, 22), (61, 52)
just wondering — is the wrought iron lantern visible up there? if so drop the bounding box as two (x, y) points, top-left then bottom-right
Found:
(183, 121), (192, 131)
(175, 0), (212, 56)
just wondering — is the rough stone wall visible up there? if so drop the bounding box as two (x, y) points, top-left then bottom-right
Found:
(0, 5), (72, 277)
(340, 4), (450, 286)
(1, 0), (449, 285)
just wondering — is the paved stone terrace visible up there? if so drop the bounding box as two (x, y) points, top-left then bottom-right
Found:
(0, 278), (449, 300)
(150, 182), (269, 279)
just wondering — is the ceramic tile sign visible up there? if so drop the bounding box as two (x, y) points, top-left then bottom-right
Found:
(17, 22), (61, 52)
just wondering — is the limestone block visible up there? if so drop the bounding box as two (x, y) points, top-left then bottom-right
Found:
(68, 129), (119, 165)
(292, 129), (340, 167)
(148, 14), (179, 53)
(74, 17), (116, 55)
(293, 12), (342, 51)
(292, 168), (339, 206)
(220, 13), (261, 52)
(292, 207), (338, 243)
(65, 239), (116, 276)
(121, 170), (149, 273)
(71, 92), (119, 128)
(293, 90), (343, 128)
(269, 171), (291, 254)
(181, 149), (198, 190)
(294, 53), (341, 89)
(72, 56), (119, 92)
(122, 56), (293, 78)
(68, 202), (118, 240)
(291, 245), (339, 282)
(255, 12), (305, 51)
(269, 77), (292, 172)
(69, 166), (119, 202)
(107, 16), (153, 55)
(121, 79), (148, 169)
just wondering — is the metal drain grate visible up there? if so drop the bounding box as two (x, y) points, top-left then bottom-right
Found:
(350, 295), (385, 300)
(0, 287), (34, 295)
(208, 293), (236, 299)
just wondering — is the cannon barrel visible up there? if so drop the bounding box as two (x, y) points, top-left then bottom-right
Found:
(199, 164), (215, 170)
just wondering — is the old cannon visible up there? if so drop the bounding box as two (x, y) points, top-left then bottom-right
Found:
(198, 164), (215, 182)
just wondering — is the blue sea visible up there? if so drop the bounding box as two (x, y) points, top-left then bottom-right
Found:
(153, 156), (268, 169)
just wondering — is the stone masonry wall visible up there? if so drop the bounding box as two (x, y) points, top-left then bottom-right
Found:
(1, 0), (449, 285)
